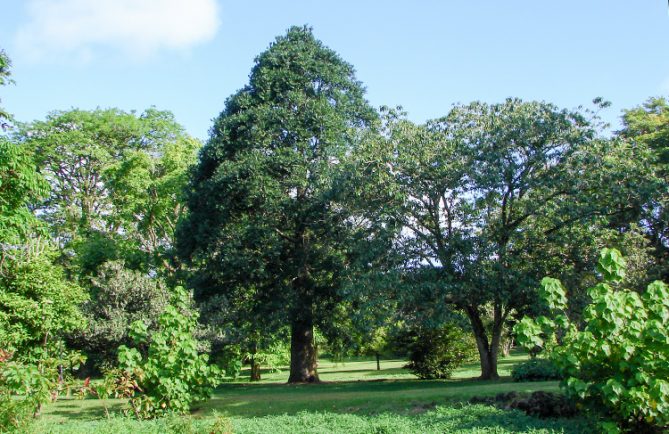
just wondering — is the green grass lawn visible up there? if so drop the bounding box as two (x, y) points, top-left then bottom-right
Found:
(32, 352), (593, 433)
(230, 350), (527, 383)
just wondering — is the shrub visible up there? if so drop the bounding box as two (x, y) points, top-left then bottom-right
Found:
(514, 248), (669, 433)
(69, 260), (168, 373)
(0, 350), (84, 431)
(511, 358), (561, 382)
(508, 391), (577, 418)
(470, 391), (577, 418)
(404, 324), (476, 379)
(117, 287), (221, 418)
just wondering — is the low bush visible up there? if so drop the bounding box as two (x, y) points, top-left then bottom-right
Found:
(471, 391), (577, 419)
(515, 248), (669, 433)
(404, 324), (477, 379)
(511, 358), (561, 382)
(117, 287), (221, 418)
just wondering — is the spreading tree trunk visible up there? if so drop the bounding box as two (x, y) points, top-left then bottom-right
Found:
(250, 358), (261, 381)
(376, 352), (381, 371)
(466, 304), (505, 380)
(250, 341), (261, 381)
(288, 316), (319, 383)
(501, 337), (513, 357)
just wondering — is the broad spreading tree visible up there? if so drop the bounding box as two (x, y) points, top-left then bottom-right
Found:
(362, 100), (653, 379)
(619, 97), (669, 281)
(14, 108), (198, 373)
(17, 108), (200, 276)
(177, 26), (377, 383)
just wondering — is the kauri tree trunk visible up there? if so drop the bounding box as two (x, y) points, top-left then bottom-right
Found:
(288, 317), (319, 383)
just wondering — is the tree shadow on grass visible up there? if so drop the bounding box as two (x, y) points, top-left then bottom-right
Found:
(196, 378), (560, 419)
(44, 398), (126, 422)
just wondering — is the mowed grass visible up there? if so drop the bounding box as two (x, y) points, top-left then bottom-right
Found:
(230, 350), (527, 383)
(34, 351), (592, 433)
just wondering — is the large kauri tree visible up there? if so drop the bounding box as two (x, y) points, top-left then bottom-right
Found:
(177, 26), (377, 383)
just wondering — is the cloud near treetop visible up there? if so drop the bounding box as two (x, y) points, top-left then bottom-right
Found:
(15, 0), (220, 62)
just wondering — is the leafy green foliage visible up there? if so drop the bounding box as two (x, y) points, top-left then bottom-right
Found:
(0, 345), (86, 430)
(0, 240), (87, 428)
(619, 96), (669, 282)
(0, 353), (45, 432)
(403, 325), (477, 379)
(0, 138), (49, 242)
(359, 100), (647, 380)
(0, 241), (87, 356)
(511, 359), (562, 382)
(0, 49), (14, 129)
(117, 287), (220, 418)
(514, 248), (669, 431)
(19, 108), (200, 276)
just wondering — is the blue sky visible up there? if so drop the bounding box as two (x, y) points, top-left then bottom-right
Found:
(1, 0), (668, 140)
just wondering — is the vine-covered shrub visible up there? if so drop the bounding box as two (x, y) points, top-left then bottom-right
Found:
(117, 287), (221, 418)
(511, 358), (562, 382)
(404, 324), (476, 379)
(514, 248), (669, 433)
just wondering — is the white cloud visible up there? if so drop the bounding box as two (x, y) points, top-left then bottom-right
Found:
(15, 0), (220, 62)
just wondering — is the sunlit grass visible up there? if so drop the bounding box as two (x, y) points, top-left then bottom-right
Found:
(33, 350), (594, 433)
(41, 350), (553, 422)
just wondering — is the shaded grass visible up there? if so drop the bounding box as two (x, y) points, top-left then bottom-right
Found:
(41, 378), (561, 422)
(33, 405), (594, 434)
(196, 378), (560, 418)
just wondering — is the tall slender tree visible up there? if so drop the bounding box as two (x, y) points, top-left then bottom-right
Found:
(177, 26), (377, 383)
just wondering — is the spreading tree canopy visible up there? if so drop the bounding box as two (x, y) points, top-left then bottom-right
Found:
(18, 108), (200, 276)
(177, 26), (377, 383)
(360, 100), (654, 379)
(619, 97), (669, 280)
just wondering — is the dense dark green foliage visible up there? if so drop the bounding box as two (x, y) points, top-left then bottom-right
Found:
(511, 359), (562, 382)
(177, 26), (378, 382)
(358, 100), (653, 380)
(2, 27), (669, 433)
(619, 97), (669, 282)
(403, 325), (477, 379)
(69, 261), (168, 373)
